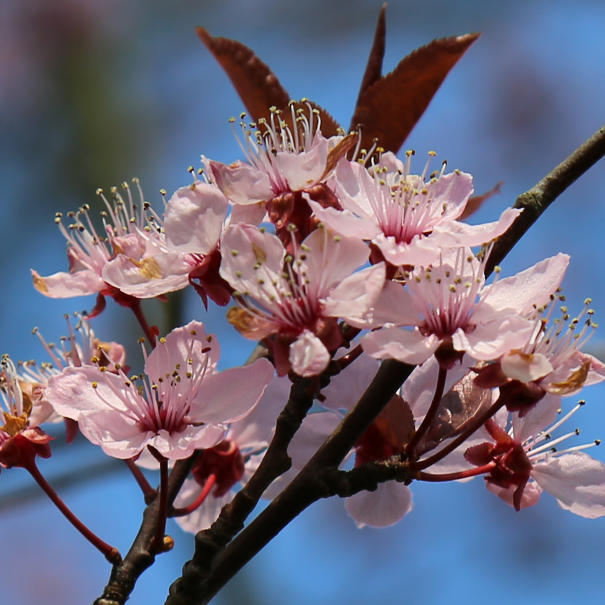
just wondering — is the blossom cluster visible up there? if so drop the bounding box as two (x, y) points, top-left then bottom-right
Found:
(3, 102), (604, 538)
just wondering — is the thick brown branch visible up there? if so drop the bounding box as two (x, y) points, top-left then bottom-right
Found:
(485, 125), (605, 274)
(165, 360), (413, 604)
(165, 376), (315, 604)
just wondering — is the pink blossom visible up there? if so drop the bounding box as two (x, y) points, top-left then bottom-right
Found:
(207, 104), (335, 207)
(309, 152), (519, 267)
(499, 296), (605, 397)
(361, 251), (570, 367)
(0, 355), (52, 468)
(107, 181), (233, 305)
(464, 401), (605, 518)
(19, 314), (126, 428)
(220, 223), (385, 376)
(45, 321), (274, 460)
(206, 103), (353, 242)
(32, 180), (192, 312)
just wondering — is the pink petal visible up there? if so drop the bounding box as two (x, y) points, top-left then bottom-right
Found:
(189, 358), (274, 425)
(46, 366), (135, 418)
(173, 478), (234, 533)
(322, 263), (385, 323)
(274, 137), (328, 191)
(532, 452), (605, 518)
(307, 199), (381, 240)
(209, 159), (272, 205)
(364, 280), (420, 328)
(362, 327), (440, 365)
(486, 480), (542, 510)
(164, 183), (227, 254)
(321, 353), (380, 411)
(102, 242), (191, 298)
(31, 269), (105, 298)
(229, 374), (291, 448)
(345, 481), (413, 528)
(374, 233), (441, 267)
(300, 228), (369, 290)
(433, 207), (521, 248)
(289, 330), (330, 377)
(512, 392), (561, 444)
(220, 224), (285, 299)
(501, 351), (553, 382)
(144, 321), (220, 387)
(453, 308), (534, 361)
(288, 410), (342, 468)
(482, 253), (570, 314)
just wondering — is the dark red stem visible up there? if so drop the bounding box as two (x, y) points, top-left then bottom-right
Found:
(26, 460), (120, 563)
(124, 458), (157, 503)
(130, 299), (157, 346)
(418, 463), (495, 482)
(406, 366), (447, 457)
(171, 474), (217, 517)
(416, 397), (506, 470)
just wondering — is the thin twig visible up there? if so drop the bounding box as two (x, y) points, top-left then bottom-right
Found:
(165, 360), (413, 605)
(93, 458), (195, 605)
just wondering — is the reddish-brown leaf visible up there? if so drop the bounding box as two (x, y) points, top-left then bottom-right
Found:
(197, 28), (341, 137)
(350, 33), (480, 154)
(354, 3), (387, 110)
(197, 27), (290, 125)
(459, 181), (503, 220)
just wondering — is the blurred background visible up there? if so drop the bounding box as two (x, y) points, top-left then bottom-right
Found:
(1, 0), (604, 603)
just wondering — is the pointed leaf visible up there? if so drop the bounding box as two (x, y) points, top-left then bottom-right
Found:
(350, 33), (480, 153)
(197, 28), (341, 137)
(459, 182), (503, 220)
(354, 3), (387, 108)
(197, 27), (290, 124)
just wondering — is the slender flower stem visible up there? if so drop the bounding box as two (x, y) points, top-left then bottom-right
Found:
(26, 460), (121, 563)
(124, 458), (157, 504)
(406, 367), (447, 457)
(171, 475), (217, 517)
(130, 299), (157, 347)
(415, 397), (506, 470)
(418, 463), (495, 482)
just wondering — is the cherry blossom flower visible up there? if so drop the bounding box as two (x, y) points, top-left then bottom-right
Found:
(19, 314), (126, 429)
(220, 223), (385, 376)
(464, 400), (605, 517)
(361, 251), (570, 368)
(160, 181), (233, 307)
(45, 321), (274, 460)
(206, 102), (353, 239)
(496, 296), (605, 411)
(32, 180), (191, 315)
(309, 152), (519, 267)
(0, 355), (52, 469)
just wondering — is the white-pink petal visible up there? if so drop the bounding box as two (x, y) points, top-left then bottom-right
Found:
(189, 358), (274, 424)
(344, 481), (413, 528)
(31, 269), (105, 298)
(482, 253), (570, 314)
(289, 330), (330, 377)
(532, 452), (605, 518)
(362, 327), (440, 365)
(164, 183), (227, 254)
